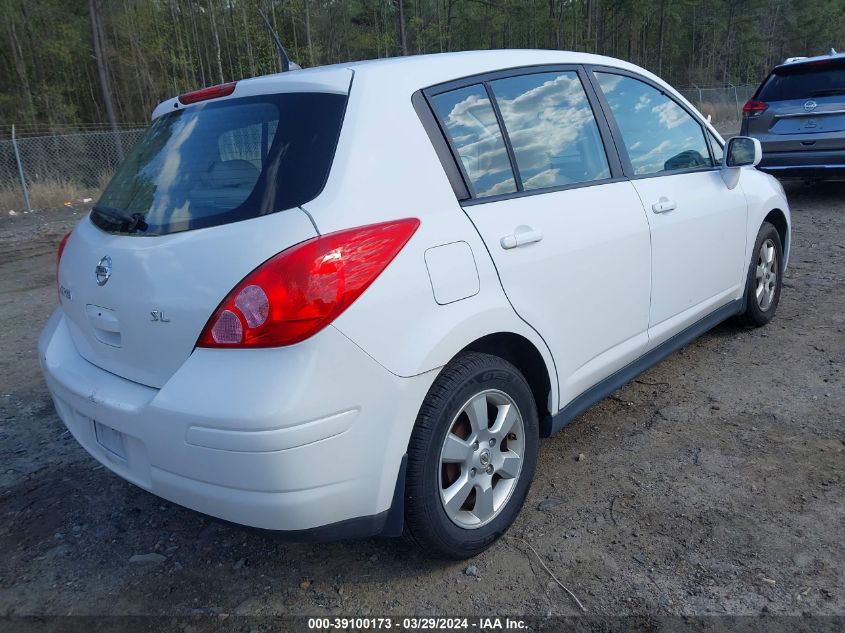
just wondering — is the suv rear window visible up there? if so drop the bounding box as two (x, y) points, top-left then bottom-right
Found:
(92, 92), (347, 236)
(757, 60), (845, 101)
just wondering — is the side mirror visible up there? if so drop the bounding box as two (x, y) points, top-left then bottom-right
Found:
(721, 136), (762, 189)
(726, 136), (762, 167)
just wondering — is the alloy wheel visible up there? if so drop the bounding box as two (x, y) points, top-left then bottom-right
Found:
(438, 389), (525, 529)
(755, 237), (778, 311)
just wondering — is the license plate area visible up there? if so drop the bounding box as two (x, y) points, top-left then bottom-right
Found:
(94, 421), (127, 460)
(773, 112), (845, 134)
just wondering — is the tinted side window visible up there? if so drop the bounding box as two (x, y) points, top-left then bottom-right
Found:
(431, 85), (517, 198)
(596, 73), (711, 176)
(489, 72), (610, 190)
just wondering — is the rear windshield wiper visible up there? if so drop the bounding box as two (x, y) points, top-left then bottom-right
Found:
(92, 204), (149, 233)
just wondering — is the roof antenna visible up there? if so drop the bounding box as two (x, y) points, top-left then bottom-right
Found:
(830, 47), (838, 56)
(258, 8), (300, 72)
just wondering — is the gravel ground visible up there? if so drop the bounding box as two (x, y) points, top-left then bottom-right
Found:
(0, 182), (842, 621)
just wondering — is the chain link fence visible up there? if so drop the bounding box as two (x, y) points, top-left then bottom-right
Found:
(0, 127), (145, 213)
(676, 84), (757, 136)
(0, 84), (758, 213)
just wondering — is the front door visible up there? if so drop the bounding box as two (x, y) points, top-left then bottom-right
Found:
(592, 70), (748, 344)
(428, 69), (653, 407)
(630, 171), (747, 341)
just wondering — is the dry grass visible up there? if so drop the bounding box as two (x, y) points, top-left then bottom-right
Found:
(0, 172), (112, 213)
(697, 100), (741, 127)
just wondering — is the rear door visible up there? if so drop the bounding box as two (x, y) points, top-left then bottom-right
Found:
(427, 68), (652, 405)
(590, 69), (747, 344)
(58, 77), (350, 388)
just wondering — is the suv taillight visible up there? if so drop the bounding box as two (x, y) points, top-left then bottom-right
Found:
(742, 99), (768, 117)
(197, 218), (420, 348)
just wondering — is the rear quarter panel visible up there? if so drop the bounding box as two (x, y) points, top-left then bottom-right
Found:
(303, 67), (559, 413)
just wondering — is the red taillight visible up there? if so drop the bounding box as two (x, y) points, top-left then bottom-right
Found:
(57, 231), (71, 281)
(178, 81), (237, 105)
(742, 99), (768, 117)
(197, 218), (421, 348)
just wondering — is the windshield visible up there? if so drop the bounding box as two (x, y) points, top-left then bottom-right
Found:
(758, 60), (845, 101)
(92, 92), (347, 235)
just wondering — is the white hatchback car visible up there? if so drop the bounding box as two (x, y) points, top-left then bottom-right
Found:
(40, 50), (790, 559)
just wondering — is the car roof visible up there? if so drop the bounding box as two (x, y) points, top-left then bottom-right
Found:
(153, 49), (666, 119)
(301, 49), (658, 92)
(774, 49), (845, 73)
(343, 48), (639, 74)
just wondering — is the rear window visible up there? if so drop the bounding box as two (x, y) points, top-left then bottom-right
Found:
(758, 60), (845, 101)
(92, 92), (346, 236)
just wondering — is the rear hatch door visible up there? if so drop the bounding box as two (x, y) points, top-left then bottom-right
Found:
(754, 59), (845, 151)
(59, 211), (318, 388)
(58, 73), (351, 388)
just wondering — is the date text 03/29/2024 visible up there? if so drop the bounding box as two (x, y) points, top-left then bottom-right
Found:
(306, 616), (527, 630)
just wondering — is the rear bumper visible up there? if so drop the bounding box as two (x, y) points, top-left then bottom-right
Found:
(38, 309), (434, 537)
(759, 148), (845, 178)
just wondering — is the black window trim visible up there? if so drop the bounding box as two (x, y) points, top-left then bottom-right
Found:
(411, 90), (471, 200)
(418, 63), (627, 207)
(585, 64), (721, 180)
(483, 80), (524, 193)
(705, 129), (725, 166)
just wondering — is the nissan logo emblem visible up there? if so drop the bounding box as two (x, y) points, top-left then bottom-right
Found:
(95, 255), (112, 286)
(804, 100), (818, 112)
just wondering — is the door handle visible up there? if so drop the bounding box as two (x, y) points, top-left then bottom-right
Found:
(501, 225), (544, 250)
(651, 197), (676, 214)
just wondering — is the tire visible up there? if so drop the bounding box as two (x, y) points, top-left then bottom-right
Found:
(737, 221), (784, 327)
(404, 352), (539, 559)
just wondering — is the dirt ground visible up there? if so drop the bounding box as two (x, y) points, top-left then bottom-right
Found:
(0, 182), (842, 621)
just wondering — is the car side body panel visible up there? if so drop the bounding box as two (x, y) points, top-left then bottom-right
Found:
(304, 57), (562, 411)
(314, 50), (790, 421)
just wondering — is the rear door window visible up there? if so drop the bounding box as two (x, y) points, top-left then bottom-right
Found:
(430, 85), (517, 198)
(595, 72), (711, 175)
(92, 92), (346, 236)
(488, 71), (610, 190)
